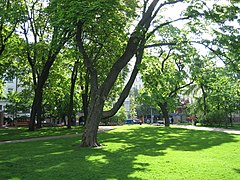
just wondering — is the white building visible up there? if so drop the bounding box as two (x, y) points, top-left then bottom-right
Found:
(0, 77), (21, 112)
(123, 61), (144, 118)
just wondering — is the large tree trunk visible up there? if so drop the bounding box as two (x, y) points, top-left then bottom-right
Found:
(159, 102), (170, 127)
(80, 96), (104, 147)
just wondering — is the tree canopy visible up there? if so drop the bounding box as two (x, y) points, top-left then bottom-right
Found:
(0, 0), (239, 147)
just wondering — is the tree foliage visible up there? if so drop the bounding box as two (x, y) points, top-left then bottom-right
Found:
(0, 0), (239, 146)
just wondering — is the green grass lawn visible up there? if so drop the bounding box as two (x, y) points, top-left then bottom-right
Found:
(0, 125), (240, 180)
(0, 126), (83, 141)
(199, 123), (240, 130)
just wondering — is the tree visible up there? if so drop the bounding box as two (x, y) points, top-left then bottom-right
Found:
(74, 0), (193, 147)
(205, 67), (240, 126)
(185, 0), (240, 75)
(184, 57), (240, 127)
(138, 0), (240, 127)
(0, 0), (25, 56)
(2, 0), (238, 147)
(0, 0), (26, 93)
(20, 0), (73, 130)
(140, 41), (196, 126)
(5, 89), (32, 120)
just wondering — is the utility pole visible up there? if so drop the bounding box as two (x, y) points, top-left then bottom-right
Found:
(150, 106), (153, 124)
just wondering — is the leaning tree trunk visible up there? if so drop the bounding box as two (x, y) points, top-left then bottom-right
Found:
(159, 102), (170, 127)
(80, 96), (104, 147)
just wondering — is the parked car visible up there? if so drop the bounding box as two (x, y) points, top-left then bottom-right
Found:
(133, 119), (141, 124)
(125, 119), (134, 124)
(157, 120), (165, 126)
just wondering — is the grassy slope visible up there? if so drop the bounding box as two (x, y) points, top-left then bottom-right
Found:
(0, 125), (240, 180)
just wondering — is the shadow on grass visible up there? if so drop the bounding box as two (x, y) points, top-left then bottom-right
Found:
(0, 126), (239, 179)
(234, 168), (240, 174)
(0, 126), (83, 141)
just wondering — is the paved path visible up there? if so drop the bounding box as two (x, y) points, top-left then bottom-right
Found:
(0, 126), (115, 145)
(174, 125), (240, 135)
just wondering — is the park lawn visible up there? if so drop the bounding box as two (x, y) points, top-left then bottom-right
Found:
(0, 126), (84, 141)
(216, 123), (240, 130)
(233, 124), (240, 130)
(199, 123), (240, 130)
(0, 125), (240, 180)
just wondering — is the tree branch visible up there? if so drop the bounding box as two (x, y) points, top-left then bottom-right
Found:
(76, 21), (97, 75)
(169, 79), (195, 98)
(150, 0), (184, 24)
(145, 42), (177, 48)
(190, 40), (231, 63)
(161, 48), (172, 72)
(147, 16), (190, 39)
(100, 0), (161, 98)
(102, 43), (145, 119)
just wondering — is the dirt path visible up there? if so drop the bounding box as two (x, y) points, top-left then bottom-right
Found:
(174, 125), (240, 135)
(0, 126), (115, 145)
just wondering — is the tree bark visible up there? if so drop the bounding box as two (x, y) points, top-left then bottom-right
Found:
(159, 102), (170, 127)
(80, 95), (104, 147)
(29, 97), (37, 131)
(201, 83), (208, 115)
(36, 89), (43, 128)
(82, 93), (88, 124)
(67, 60), (79, 129)
(29, 58), (57, 130)
(80, 71), (90, 125)
(29, 81), (44, 130)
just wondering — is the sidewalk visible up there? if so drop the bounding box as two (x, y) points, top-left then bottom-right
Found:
(0, 126), (115, 145)
(174, 125), (240, 135)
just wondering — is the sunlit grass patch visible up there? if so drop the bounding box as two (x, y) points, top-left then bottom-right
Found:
(0, 125), (240, 179)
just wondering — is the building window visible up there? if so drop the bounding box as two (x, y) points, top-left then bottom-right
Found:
(0, 105), (2, 111)
(8, 88), (13, 93)
(8, 77), (14, 83)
